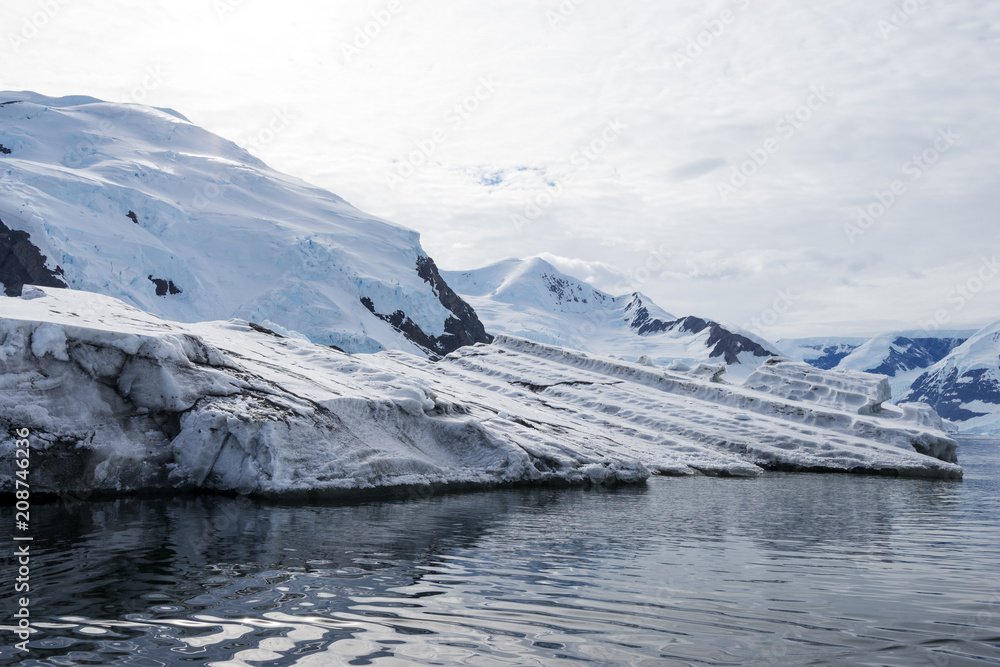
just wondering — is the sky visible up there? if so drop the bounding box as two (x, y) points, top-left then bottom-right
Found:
(2, 0), (998, 339)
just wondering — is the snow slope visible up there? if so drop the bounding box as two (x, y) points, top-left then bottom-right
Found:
(0, 92), (490, 356)
(0, 288), (961, 501)
(442, 257), (778, 381)
(904, 320), (1000, 432)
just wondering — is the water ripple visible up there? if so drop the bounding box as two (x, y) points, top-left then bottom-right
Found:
(1, 438), (998, 665)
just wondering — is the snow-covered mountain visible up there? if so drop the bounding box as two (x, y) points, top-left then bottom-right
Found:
(834, 331), (971, 401)
(781, 331), (973, 409)
(441, 257), (777, 380)
(0, 287), (962, 500)
(777, 337), (868, 370)
(904, 320), (1000, 432)
(0, 92), (490, 356)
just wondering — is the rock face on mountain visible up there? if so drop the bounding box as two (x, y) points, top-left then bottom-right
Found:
(903, 321), (1000, 430)
(442, 258), (778, 378)
(625, 305), (775, 364)
(0, 92), (489, 356)
(825, 333), (970, 378)
(0, 216), (67, 297)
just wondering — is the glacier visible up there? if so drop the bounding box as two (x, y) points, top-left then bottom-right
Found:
(0, 287), (962, 501)
(0, 92), (490, 357)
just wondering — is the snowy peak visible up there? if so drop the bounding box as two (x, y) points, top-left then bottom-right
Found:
(782, 330), (977, 416)
(834, 331), (971, 377)
(622, 294), (774, 364)
(0, 92), (490, 356)
(622, 292), (676, 331)
(904, 320), (1000, 426)
(442, 258), (778, 373)
(444, 257), (614, 316)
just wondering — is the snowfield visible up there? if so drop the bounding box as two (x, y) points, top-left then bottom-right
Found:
(0, 92), (490, 357)
(0, 288), (962, 500)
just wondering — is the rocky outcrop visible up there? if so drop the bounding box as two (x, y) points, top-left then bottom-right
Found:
(415, 255), (493, 353)
(863, 336), (967, 376)
(906, 367), (1000, 421)
(147, 276), (182, 296)
(626, 300), (776, 364)
(0, 216), (67, 297)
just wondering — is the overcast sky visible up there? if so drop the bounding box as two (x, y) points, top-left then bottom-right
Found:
(3, 0), (998, 338)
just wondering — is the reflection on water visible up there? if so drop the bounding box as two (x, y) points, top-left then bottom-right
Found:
(2, 438), (999, 666)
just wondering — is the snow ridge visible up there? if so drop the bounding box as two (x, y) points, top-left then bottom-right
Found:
(442, 257), (778, 379)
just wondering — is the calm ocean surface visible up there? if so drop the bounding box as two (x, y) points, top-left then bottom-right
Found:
(2, 436), (999, 666)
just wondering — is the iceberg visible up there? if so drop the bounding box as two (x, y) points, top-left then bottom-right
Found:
(0, 288), (962, 501)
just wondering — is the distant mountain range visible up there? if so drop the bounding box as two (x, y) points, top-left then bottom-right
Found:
(779, 332), (972, 399)
(903, 321), (1000, 432)
(779, 327), (1000, 432)
(441, 257), (777, 381)
(446, 260), (1000, 432)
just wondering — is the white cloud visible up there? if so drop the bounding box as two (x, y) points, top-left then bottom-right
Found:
(532, 252), (632, 290)
(2, 0), (998, 338)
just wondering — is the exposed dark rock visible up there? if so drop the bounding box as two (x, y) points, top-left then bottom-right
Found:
(0, 144), (11, 155)
(863, 336), (967, 376)
(127, 210), (139, 224)
(147, 275), (182, 296)
(360, 295), (443, 358)
(0, 216), (68, 296)
(906, 366), (1000, 421)
(703, 322), (775, 364)
(511, 379), (620, 393)
(625, 296), (775, 364)
(541, 272), (589, 305)
(804, 344), (859, 370)
(248, 322), (283, 337)
(413, 255), (493, 354)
